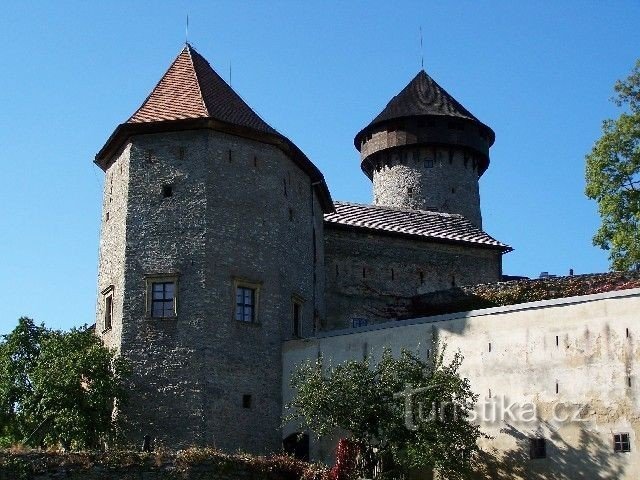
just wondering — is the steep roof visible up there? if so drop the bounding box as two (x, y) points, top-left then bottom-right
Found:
(369, 70), (479, 126)
(128, 44), (277, 135)
(324, 202), (511, 252)
(95, 44), (333, 212)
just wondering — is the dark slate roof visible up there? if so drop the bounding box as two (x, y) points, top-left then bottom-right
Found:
(324, 202), (511, 252)
(367, 70), (479, 127)
(128, 44), (277, 135)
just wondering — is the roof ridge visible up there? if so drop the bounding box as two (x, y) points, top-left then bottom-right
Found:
(184, 43), (210, 118)
(126, 45), (189, 123)
(333, 200), (464, 218)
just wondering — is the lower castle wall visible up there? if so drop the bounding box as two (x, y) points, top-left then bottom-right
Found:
(323, 226), (502, 330)
(283, 288), (640, 479)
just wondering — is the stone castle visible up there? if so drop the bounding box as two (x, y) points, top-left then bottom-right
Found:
(95, 44), (639, 478)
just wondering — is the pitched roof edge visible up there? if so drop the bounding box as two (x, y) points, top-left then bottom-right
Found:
(324, 219), (512, 254)
(185, 44), (210, 117)
(94, 118), (334, 213)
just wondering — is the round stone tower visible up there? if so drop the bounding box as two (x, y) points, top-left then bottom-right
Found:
(354, 70), (495, 228)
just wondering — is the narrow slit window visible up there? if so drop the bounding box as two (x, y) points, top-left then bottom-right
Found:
(162, 184), (173, 198)
(102, 287), (114, 331)
(242, 394), (252, 409)
(292, 300), (302, 338)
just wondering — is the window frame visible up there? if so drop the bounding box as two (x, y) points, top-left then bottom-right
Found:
(145, 273), (179, 319)
(233, 278), (261, 324)
(614, 433), (631, 453)
(101, 285), (114, 332)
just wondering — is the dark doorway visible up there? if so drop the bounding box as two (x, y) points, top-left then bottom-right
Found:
(283, 432), (310, 461)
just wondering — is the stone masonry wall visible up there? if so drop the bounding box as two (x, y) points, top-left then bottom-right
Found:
(371, 146), (483, 228)
(0, 450), (326, 480)
(97, 128), (325, 454)
(323, 226), (502, 330)
(96, 143), (131, 352)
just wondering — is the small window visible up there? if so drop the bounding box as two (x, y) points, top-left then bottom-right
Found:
(292, 299), (303, 338)
(101, 285), (114, 331)
(162, 184), (173, 198)
(145, 274), (178, 318)
(104, 295), (113, 330)
(242, 394), (252, 409)
(151, 282), (176, 318)
(424, 158), (434, 168)
(407, 187), (413, 197)
(614, 433), (631, 453)
(236, 286), (256, 322)
(352, 318), (368, 328)
(530, 437), (546, 459)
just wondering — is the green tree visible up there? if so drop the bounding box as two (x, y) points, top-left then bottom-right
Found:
(0, 318), (129, 449)
(586, 59), (640, 271)
(285, 347), (483, 479)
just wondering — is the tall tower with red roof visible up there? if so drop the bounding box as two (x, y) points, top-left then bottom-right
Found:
(94, 44), (331, 451)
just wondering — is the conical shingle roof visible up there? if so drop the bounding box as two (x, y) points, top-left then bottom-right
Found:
(128, 44), (277, 135)
(368, 70), (479, 126)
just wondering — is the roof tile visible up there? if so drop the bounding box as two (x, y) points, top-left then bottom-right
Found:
(324, 201), (511, 251)
(128, 44), (277, 134)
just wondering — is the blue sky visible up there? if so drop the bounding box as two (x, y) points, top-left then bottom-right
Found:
(1, 1), (639, 335)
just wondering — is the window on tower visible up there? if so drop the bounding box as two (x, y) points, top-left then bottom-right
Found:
(145, 274), (179, 318)
(101, 285), (114, 331)
(234, 279), (261, 323)
(424, 158), (434, 168)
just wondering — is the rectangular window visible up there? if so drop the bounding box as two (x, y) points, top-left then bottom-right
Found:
(101, 285), (114, 331)
(352, 318), (368, 328)
(424, 158), (434, 168)
(152, 282), (175, 318)
(145, 274), (179, 318)
(614, 433), (631, 453)
(236, 286), (256, 322)
(104, 295), (113, 330)
(530, 437), (546, 459)
(292, 299), (303, 337)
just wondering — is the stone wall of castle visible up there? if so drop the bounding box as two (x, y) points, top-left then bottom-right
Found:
(370, 146), (483, 228)
(323, 226), (502, 330)
(283, 288), (640, 479)
(97, 128), (325, 453)
(96, 143), (131, 352)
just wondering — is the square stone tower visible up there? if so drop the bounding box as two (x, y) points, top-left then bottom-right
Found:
(94, 44), (332, 452)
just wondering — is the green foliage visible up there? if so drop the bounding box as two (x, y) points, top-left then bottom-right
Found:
(0, 317), (129, 450)
(286, 347), (483, 479)
(586, 59), (640, 271)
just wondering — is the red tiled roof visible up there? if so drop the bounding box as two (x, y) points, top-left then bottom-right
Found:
(128, 44), (277, 135)
(324, 201), (511, 252)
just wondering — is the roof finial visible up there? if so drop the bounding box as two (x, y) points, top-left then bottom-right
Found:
(419, 26), (424, 70)
(185, 14), (189, 45)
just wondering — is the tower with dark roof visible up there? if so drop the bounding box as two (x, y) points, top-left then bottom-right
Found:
(95, 44), (331, 451)
(354, 70), (495, 228)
